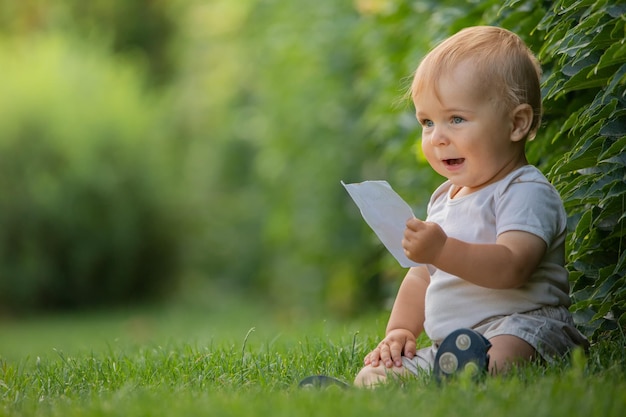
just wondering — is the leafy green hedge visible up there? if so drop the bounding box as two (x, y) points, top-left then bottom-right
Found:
(0, 35), (184, 313)
(535, 0), (626, 340)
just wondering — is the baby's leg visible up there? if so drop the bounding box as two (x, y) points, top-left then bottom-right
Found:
(354, 363), (412, 387)
(487, 334), (537, 374)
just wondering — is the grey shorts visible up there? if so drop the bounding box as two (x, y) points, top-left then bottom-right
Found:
(401, 305), (589, 375)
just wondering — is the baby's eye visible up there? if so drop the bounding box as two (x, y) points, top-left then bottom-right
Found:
(452, 116), (464, 124)
(422, 119), (434, 128)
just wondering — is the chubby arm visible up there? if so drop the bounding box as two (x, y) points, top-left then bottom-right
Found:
(402, 219), (546, 289)
(364, 266), (429, 368)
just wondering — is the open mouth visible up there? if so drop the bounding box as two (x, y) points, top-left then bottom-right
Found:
(444, 158), (465, 166)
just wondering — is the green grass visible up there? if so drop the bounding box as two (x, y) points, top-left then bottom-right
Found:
(1, 297), (625, 417)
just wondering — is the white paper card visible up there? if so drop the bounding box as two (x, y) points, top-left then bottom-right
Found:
(341, 180), (420, 268)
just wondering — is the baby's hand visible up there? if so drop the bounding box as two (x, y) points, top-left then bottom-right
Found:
(363, 329), (417, 368)
(402, 218), (447, 264)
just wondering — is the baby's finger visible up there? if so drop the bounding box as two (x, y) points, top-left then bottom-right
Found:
(405, 217), (423, 229)
(389, 343), (404, 367)
(367, 348), (381, 367)
(403, 338), (417, 359)
(379, 343), (393, 368)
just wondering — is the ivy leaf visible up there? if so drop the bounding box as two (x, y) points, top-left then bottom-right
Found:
(562, 53), (600, 77)
(562, 64), (616, 93)
(599, 135), (626, 159)
(602, 63), (626, 100)
(607, 4), (626, 18)
(596, 42), (626, 71)
(599, 118), (626, 137)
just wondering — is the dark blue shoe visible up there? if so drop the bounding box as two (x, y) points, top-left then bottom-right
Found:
(433, 328), (491, 381)
(298, 375), (350, 389)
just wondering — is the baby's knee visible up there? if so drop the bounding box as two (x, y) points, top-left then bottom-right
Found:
(487, 334), (537, 374)
(354, 364), (388, 388)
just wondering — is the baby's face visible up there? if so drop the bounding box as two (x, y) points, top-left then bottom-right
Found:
(413, 61), (526, 196)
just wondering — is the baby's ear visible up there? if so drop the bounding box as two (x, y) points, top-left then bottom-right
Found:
(510, 104), (533, 142)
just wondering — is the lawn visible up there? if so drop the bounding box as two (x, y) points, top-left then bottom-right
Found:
(1, 294), (624, 417)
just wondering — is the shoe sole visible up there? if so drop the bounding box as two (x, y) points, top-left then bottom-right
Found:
(434, 328), (491, 381)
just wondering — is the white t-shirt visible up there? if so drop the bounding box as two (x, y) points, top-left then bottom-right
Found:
(423, 165), (572, 341)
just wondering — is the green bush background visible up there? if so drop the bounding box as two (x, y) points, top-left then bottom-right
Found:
(0, 0), (623, 341)
(0, 34), (183, 312)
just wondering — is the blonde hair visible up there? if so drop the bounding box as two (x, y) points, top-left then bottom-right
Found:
(411, 26), (542, 139)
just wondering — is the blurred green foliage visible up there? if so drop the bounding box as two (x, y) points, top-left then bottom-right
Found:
(167, 0), (449, 316)
(0, 0), (623, 342)
(0, 0), (179, 85)
(0, 34), (183, 312)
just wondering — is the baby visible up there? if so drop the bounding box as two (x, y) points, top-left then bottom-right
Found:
(355, 26), (588, 387)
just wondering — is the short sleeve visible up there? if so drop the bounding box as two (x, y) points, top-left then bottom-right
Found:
(494, 178), (566, 246)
